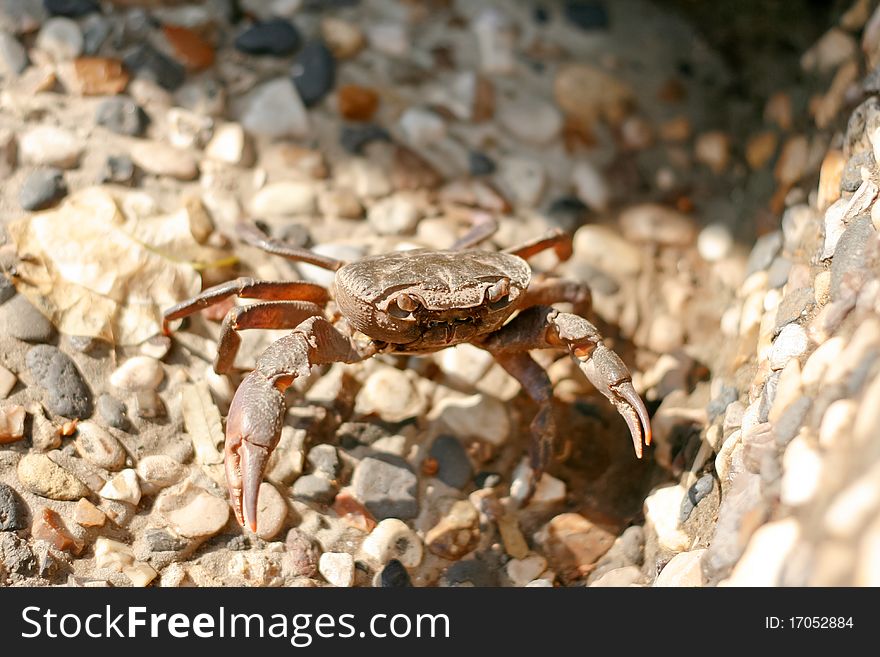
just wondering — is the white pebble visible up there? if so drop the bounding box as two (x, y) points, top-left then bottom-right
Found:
(697, 223), (734, 261)
(654, 549), (706, 587)
(99, 469), (142, 505)
(248, 181), (316, 217)
(361, 518), (423, 568)
(36, 17), (83, 61)
(643, 484), (689, 552)
(769, 323), (808, 370)
(506, 554), (548, 586)
(136, 454), (186, 489)
(572, 161), (610, 212)
(240, 77), (310, 139)
(318, 552), (355, 587)
(19, 125), (82, 169)
(722, 519), (799, 586)
(110, 356), (164, 392)
(430, 393), (510, 446)
(399, 107), (446, 147)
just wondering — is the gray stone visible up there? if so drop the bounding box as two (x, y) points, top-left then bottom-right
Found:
(619, 525), (645, 565)
(142, 528), (188, 553)
(0, 483), (26, 531)
(306, 444), (340, 479)
(95, 97), (149, 137)
(774, 287), (815, 331)
(36, 17), (83, 61)
(0, 1), (46, 35)
(831, 215), (873, 302)
(0, 294), (56, 343)
(81, 13), (109, 54)
(26, 345), (93, 418)
(745, 230), (782, 276)
(680, 474), (715, 522)
(236, 18), (301, 56)
(0, 532), (35, 576)
(841, 152), (874, 193)
(767, 256), (793, 289)
(101, 154), (135, 185)
(443, 557), (498, 587)
(352, 456), (418, 519)
(292, 474), (337, 504)
(97, 394), (129, 430)
(428, 435), (472, 489)
(123, 43), (184, 91)
(19, 168), (66, 211)
(707, 385), (739, 423)
(0, 30), (28, 76)
(773, 396), (812, 447)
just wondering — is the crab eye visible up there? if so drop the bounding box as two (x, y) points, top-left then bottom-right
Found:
(486, 278), (512, 309)
(388, 292), (419, 318)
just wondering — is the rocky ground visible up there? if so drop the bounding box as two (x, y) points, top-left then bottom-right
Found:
(0, 0), (875, 587)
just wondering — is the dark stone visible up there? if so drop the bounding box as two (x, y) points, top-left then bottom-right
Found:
(468, 151), (496, 176)
(745, 230), (782, 277)
(44, 0), (99, 18)
(0, 483), (26, 531)
(236, 18), (301, 56)
(428, 435), (472, 489)
(680, 474), (714, 522)
(773, 396), (812, 447)
(379, 559), (412, 587)
(95, 96), (149, 137)
(26, 345), (93, 419)
(291, 40), (335, 106)
(97, 393), (129, 430)
(101, 154), (135, 186)
(841, 151), (875, 193)
(292, 474), (337, 504)
(474, 471), (501, 489)
(546, 196), (589, 233)
(351, 455), (418, 519)
(843, 97), (880, 156)
(339, 124), (391, 154)
(307, 444), (340, 478)
(533, 5), (550, 23)
(123, 43), (185, 91)
(336, 421), (390, 448)
(619, 525), (644, 565)
(443, 558), (497, 587)
(0, 277), (14, 305)
(774, 287), (815, 332)
(766, 256), (792, 289)
(19, 168), (66, 211)
(143, 528), (187, 553)
(564, 1), (609, 30)
(707, 385), (739, 423)
(82, 14), (110, 54)
(831, 215), (873, 301)
(0, 294), (56, 343)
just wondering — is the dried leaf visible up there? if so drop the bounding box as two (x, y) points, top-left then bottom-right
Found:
(181, 382), (224, 465)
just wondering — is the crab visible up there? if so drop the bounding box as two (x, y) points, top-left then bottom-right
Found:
(163, 218), (652, 531)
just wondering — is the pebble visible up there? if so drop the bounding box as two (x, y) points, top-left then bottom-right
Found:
(430, 394), (510, 446)
(248, 181), (316, 217)
(571, 160), (610, 212)
(427, 435), (472, 489)
(17, 453), (89, 500)
(97, 394), (128, 430)
(254, 482), (287, 540)
(498, 97), (562, 144)
(69, 56), (129, 95)
(73, 497), (105, 527)
(366, 21), (409, 57)
(746, 131), (779, 170)
(367, 192), (423, 235)
(543, 513), (617, 581)
(205, 122), (251, 165)
(123, 43), (184, 90)
(307, 444), (340, 479)
(472, 8), (515, 74)
(292, 473), (337, 504)
(334, 84), (378, 122)
(0, 366), (15, 400)
(644, 485), (690, 552)
(819, 399), (856, 449)
(75, 421), (126, 471)
(45, 0), (98, 18)
(95, 96), (148, 137)
(26, 345), (92, 418)
(155, 481), (230, 538)
(361, 518), (424, 568)
(32, 507), (82, 554)
(333, 492), (376, 533)
(291, 40), (335, 107)
(723, 518), (799, 586)
(19, 125), (82, 169)
(80, 13), (109, 54)
(425, 501), (480, 560)
(339, 123), (390, 154)
(0, 295), (56, 344)
(468, 151), (496, 176)
(0, 482), (25, 531)
(109, 356), (164, 392)
(573, 224), (642, 277)
(317, 188), (362, 219)
(355, 368), (426, 422)
(20, 167), (67, 211)
(444, 558), (497, 587)
(0, 30), (27, 76)
(136, 454), (185, 490)
(823, 463), (880, 538)
(506, 554), (548, 586)
(619, 204), (696, 246)
(318, 552), (354, 587)
(498, 156), (546, 208)
(780, 435), (823, 506)
(554, 63), (633, 127)
(36, 17), (83, 60)
(352, 456), (418, 520)
(697, 223), (734, 261)
(379, 559), (412, 587)
(695, 131), (731, 173)
(679, 474), (714, 522)
(99, 468), (141, 505)
(236, 18), (301, 56)
(321, 17), (364, 59)
(830, 215), (873, 300)
(130, 141), (198, 181)
(399, 107), (446, 147)
(284, 528), (320, 578)
(564, 1), (609, 30)
(654, 549), (706, 587)
(769, 323), (808, 370)
(240, 77), (309, 139)
(590, 566), (643, 587)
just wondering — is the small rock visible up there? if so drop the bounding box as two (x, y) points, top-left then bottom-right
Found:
(95, 96), (149, 137)
(0, 366), (15, 399)
(155, 481), (230, 538)
(831, 215), (874, 301)
(205, 122), (252, 166)
(780, 434), (823, 507)
(284, 528), (320, 578)
(769, 323), (808, 370)
(293, 473), (337, 504)
(32, 507), (83, 554)
(444, 558), (498, 587)
(339, 123), (390, 155)
(695, 131), (731, 173)
(320, 17), (364, 59)
(571, 160), (610, 212)
(136, 454), (185, 490)
(573, 224), (642, 277)
(352, 456), (418, 520)
(332, 492), (376, 533)
(1, 295), (56, 344)
(745, 131), (778, 170)
(426, 501), (480, 560)
(131, 141), (198, 181)
(367, 192), (423, 235)
(697, 223), (734, 261)
(236, 18), (301, 56)
(45, 0), (99, 18)
(399, 107), (446, 147)
(99, 468), (141, 505)
(0, 405), (25, 444)
(317, 188), (362, 219)
(506, 554), (548, 586)
(337, 84), (379, 121)
(109, 356), (164, 393)
(468, 151), (495, 176)
(123, 43), (185, 91)
(498, 97), (562, 144)
(123, 562), (157, 587)
(361, 518), (423, 568)
(69, 56), (129, 95)
(36, 17), (82, 60)
(723, 518), (799, 586)
(679, 474), (714, 523)
(498, 156), (545, 207)
(80, 13), (109, 54)
(94, 536), (134, 571)
(366, 21), (409, 57)
(73, 498), (105, 527)
(554, 63), (634, 128)
(0, 483), (25, 531)
(472, 8), (516, 74)
(254, 482), (287, 540)
(134, 390), (164, 419)
(307, 444), (340, 479)
(19, 125), (82, 168)
(619, 204), (696, 246)
(391, 146), (443, 190)
(644, 485), (689, 551)
(0, 30), (28, 76)
(318, 552), (354, 587)
(430, 394), (510, 446)
(543, 513), (617, 581)
(97, 394), (128, 430)
(590, 565), (644, 586)
(291, 39), (335, 107)
(75, 421), (126, 471)
(355, 367), (426, 422)
(379, 559), (412, 587)
(564, 1), (609, 30)
(546, 197), (589, 233)
(17, 453), (89, 500)
(26, 345), (92, 418)
(240, 77), (309, 139)
(428, 435), (472, 489)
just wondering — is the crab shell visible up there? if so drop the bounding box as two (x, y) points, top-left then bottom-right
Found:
(333, 249), (531, 350)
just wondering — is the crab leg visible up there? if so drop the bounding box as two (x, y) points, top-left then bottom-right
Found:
(481, 306), (651, 459)
(225, 316), (376, 531)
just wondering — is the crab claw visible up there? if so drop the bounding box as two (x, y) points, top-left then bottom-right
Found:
(224, 370), (286, 531)
(578, 343), (652, 458)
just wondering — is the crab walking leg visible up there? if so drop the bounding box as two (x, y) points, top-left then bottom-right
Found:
(519, 277), (592, 314)
(225, 316), (376, 531)
(481, 306), (652, 458)
(504, 228), (573, 262)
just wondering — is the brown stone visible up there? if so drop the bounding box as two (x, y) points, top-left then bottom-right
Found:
(72, 57), (129, 95)
(163, 25), (214, 71)
(73, 498), (106, 527)
(333, 491), (377, 533)
(391, 146), (443, 190)
(0, 405), (26, 444)
(32, 507), (84, 554)
(337, 84), (379, 121)
(425, 501), (480, 560)
(543, 513), (617, 582)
